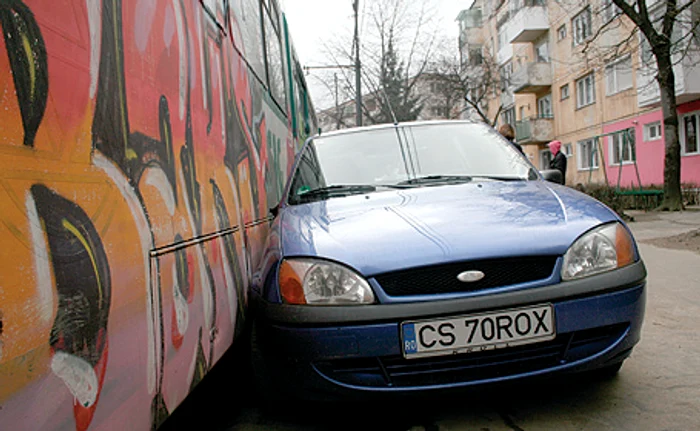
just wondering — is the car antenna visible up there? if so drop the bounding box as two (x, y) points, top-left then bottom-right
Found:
(378, 85), (399, 125)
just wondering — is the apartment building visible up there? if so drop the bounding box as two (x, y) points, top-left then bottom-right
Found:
(457, 0), (700, 188)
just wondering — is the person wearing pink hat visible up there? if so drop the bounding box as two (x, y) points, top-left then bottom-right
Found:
(548, 140), (567, 185)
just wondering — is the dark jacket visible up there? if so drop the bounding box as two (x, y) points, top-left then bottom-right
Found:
(507, 138), (524, 155)
(549, 152), (567, 184)
(512, 141), (524, 155)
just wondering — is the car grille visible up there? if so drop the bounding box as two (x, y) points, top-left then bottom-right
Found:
(373, 256), (558, 297)
(312, 324), (629, 389)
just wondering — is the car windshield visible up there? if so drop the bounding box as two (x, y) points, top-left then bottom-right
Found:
(287, 122), (538, 204)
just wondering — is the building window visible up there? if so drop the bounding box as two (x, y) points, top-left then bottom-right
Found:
(263, 3), (287, 109)
(605, 56), (633, 95)
(640, 35), (654, 67)
(469, 46), (484, 66)
(576, 72), (596, 108)
(572, 7), (592, 46)
(540, 149), (553, 169)
(557, 24), (567, 41)
(560, 83), (570, 100)
(500, 61), (513, 90)
(502, 107), (516, 126)
(681, 112), (699, 155)
(498, 26), (508, 51)
(644, 122), (662, 141)
(537, 94), (553, 118)
(609, 129), (636, 165)
(602, 0), (621, 22)
(535, 39), (549, 63)
(519, 105), (526, 120)
(431, 107), (448, 117)
(430, 82), (445, 93)
(564, 143), (573, 157)
(509, 0), (522, 15)
(577, 138), (599, 170)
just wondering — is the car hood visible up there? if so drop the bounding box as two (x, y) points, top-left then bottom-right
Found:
(279, 181), (620, 276)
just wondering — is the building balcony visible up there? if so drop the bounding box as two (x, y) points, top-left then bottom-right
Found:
(511, 62), (552, 94)
(637, 50), (700, 108)
(500, 89), (514, 108)
(507, 4), (549, 44)
(457, 8), (482, 29)
(497, 43), (513, 65)
(515, 116), (554, 144)
(459, 27), (484, 47)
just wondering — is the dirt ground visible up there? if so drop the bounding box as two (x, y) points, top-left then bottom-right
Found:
(642, 228), (700, 254)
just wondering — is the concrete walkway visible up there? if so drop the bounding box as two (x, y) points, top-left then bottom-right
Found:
(625, 207), (700, 241)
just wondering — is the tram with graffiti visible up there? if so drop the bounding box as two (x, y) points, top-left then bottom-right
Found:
(0, 0), (316, 429)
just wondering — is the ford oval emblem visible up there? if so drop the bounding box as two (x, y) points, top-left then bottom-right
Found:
(457, 270), (485, 283)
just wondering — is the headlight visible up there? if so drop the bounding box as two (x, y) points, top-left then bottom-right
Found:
(278, 258), (375, 305)
(561, 223), (636, 281)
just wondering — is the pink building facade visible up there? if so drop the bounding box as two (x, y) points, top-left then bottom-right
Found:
(604, 99), (700, 188)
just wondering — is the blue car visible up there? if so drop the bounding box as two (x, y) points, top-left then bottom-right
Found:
(249, 120), (646, 400)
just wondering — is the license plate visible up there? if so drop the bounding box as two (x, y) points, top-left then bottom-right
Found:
(401, 304), (555, 359)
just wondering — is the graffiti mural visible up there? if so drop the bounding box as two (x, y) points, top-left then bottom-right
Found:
(0, 0), (316, 430)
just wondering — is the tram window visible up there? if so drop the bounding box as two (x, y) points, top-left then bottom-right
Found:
(230, 0), (266, 80)
(202, 0), (227, 30)
(263, 8), (286, 110)
(263, 0), (281, 34)
(294, 68), (304, 136)
(294, 67), (311, 137)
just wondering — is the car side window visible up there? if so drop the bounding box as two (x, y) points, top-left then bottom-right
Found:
(288, 143), (325, 203)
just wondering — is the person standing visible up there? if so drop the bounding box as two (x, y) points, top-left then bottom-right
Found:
(498, 124), (524, 155)
(547, 140), (567, 185)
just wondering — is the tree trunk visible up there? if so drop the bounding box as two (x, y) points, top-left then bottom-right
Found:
(656, 52), (684, 211)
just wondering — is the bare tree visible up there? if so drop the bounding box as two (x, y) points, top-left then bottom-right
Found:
(581, 0), (700, 210)
(316, 0), (441, 126)
(425, 50), (507, 126)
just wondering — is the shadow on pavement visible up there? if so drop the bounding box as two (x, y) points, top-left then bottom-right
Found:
(160, 345), (623, 431)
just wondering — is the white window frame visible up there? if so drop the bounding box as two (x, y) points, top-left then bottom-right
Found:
(644, 121), (662, 141)
(498, 26), (508, 51)
(561, 83), (570, 100)
(680, 111), (700, 156)
(540, 149), (553, 170)
(557, 24), (567, 41)
(605, 55), (633, 96)
(502, 107), (516, 126)
(576, 72), (596, 108)
(608, 130), (636, 166)
(535, 39), (549, 63)
(577, 138), (599, 170)
(602, 0), (621, 22)
(563, 143), (573, 157)
(469, 46), (484, 66)
(572, 7), (592, 46)
(537, 94), (553, 118)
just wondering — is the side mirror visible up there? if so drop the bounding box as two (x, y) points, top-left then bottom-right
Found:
(540, 169), (563, 185)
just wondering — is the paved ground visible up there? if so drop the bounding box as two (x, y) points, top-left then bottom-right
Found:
(161, 209), (700, 431)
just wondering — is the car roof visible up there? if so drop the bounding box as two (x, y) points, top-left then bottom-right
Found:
(312, 119), (483, 140)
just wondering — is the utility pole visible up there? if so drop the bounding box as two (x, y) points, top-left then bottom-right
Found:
(303, 64), (353, 117)
(353, 0), (362, 127)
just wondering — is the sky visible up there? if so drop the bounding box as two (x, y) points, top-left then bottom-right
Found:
(281, 0), (473, 110)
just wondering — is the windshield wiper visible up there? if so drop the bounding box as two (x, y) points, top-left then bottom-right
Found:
(396, 175), (473, 186)
(470, 175), (526, 182)
(296, 184), (377, 202)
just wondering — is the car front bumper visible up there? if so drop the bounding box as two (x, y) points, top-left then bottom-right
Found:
(251, 260), (646, 399)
